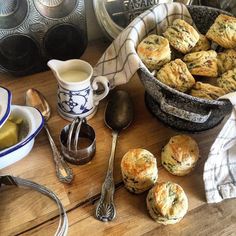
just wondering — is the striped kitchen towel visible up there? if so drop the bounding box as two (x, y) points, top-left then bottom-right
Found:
(204, 92), (236, 203)
(93, 2), (193, 88)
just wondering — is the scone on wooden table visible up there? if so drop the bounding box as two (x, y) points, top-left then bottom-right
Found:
(217, 68), (236, 93)
(183, 50), (218, 77)
(156, 59), (195, 92)
(190, 34), (210, 52)
(137, 34), (171, 71)
(217, 49), (236, 74)
(206, 14), (236, 49)
(161, 135), (199, 176)
(146, 182), (188, 225)
(121, 149), (158, 194)
(163, 19), (199, 54)
(190, 82), (226, 100)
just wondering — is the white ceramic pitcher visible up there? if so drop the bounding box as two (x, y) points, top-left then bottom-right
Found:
(47, 59), (110, 121)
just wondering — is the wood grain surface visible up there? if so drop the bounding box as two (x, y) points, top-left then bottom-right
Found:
(0, 40), (235, 236)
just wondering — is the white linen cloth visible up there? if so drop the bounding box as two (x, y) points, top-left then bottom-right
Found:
(204, 93), (236, 203)
(93, 2), (193, 88)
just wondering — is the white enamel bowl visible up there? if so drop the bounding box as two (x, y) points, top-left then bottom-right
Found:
(0, 87), (44, 169)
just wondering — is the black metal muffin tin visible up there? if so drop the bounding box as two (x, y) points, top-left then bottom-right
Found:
(0, 0), (87, 76)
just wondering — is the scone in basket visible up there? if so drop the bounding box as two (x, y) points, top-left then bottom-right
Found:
(138, 4), (233, 131)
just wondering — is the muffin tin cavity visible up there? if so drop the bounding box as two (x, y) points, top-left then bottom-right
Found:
(0, 34), (41, 72)
(44, 24), (87, 60)
(0, 0), (28, 29)
(0, 0), (18, 16)
(38, 0), (64, 7)
(33, 0), (77, 18)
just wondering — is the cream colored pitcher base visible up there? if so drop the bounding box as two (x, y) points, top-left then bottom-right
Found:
(58, 106), (98, 122)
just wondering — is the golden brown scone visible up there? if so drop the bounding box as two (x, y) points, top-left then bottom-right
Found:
(190, 82), (226, 100)
(206, 14), (236, 49)
(121, 149), (158, 194)
(146, 182), (188, 225)
(217, 49), (236, 74)
(137, 34), (171, 71)
(161, 135), (199, 176)
(217, 68), (236, 93)
(156, 59), (195, 92)
(183, 50), (218, 77)
(190, 34), (210, 52)
(163, 19), (199, 54)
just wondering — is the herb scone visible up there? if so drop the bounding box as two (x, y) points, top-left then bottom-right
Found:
(121, 149), (158, 194)
(163, 19), (199, 54)
(146, 182), (188, 225)
(137, 34), (171, 71)
(190, 34), (210, 52)
(183, 50), (218, 77)
(206, 14), (236, 49)
(217, 49), (236, 75)
(190, 82), (225, 100)
(156, 59), (195, 92)
(161, 135), (199, 176)
(217, 68), (236, 93)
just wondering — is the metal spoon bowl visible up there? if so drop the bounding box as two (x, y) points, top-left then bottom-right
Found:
(95, 90), (133, 222)
(25, 88), (73, 183)
(105, 90), (133, 131)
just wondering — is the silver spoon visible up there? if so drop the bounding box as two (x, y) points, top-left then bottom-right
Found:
(95, 90), (133, 222)
(26, 88), (73, 183)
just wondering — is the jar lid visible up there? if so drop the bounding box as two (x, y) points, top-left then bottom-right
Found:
(0, 86), (11, 129)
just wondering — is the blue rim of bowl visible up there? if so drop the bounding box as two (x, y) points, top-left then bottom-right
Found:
(0, 107), (44, 158)
(0, 86), (11, 128)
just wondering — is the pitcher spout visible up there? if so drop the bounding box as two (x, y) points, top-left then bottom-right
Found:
(47, 59), (64, 76)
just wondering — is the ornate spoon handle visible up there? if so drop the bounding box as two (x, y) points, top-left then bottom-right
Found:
(95, 131), (118, 222)
(44, 123), (73, 183)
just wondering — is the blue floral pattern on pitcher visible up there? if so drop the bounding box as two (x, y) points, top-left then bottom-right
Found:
(58, 86), (92, 115)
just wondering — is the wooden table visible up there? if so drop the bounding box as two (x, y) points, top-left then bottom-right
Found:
(0, 40), (236, 236)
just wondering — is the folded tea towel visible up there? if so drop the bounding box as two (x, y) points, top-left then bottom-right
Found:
(93, 2), (193, 88)
(204, 92), (236, 203)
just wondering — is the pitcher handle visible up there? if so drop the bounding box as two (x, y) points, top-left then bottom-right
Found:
(92, 76), (110, 106)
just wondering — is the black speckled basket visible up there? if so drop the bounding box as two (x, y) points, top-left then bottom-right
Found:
(138, 5), (233, 132)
